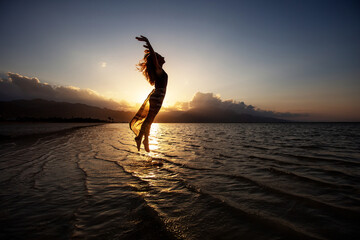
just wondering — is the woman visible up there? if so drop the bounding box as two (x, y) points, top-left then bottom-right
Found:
(130, 35), (168, 152)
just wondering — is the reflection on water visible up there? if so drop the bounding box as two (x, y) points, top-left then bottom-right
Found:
(149, 123), (160, 153)
(0, 123), (359, 239)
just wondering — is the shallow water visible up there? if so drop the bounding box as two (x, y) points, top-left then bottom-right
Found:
(0, 123), (359, 239)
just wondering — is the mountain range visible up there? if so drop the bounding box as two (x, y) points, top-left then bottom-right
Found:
(0, 99), (287, 123)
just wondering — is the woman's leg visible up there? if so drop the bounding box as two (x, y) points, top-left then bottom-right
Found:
(135, 110), (155, 151)
(142, 112), (156, 152)
(135, 133), (143, 151)
(136, 91), (163, 152)
(135, 101), (157, 151)
(142, 95), (161, 152)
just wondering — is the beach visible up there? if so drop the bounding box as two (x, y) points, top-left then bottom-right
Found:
(0, 123), (359, 239)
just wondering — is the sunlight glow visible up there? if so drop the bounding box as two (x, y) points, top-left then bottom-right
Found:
(149, 123), (160, 153)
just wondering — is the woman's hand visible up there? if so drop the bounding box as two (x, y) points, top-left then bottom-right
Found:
(136, 35), (149, 42)
(136, 35), (151, 49)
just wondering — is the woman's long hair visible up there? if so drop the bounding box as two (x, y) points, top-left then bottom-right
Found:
(137, 50), (160, 86)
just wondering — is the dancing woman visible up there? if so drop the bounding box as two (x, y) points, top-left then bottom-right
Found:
(130, 35), (167, 152)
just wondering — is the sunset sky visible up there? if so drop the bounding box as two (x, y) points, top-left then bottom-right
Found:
(1, 0), (359, 121)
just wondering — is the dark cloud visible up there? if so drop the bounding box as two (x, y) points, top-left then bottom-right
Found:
(0, 72), (130, 110)
(170, 92), (307, 120)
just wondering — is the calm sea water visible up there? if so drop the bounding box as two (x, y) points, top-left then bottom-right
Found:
(0, 123), (359, 239)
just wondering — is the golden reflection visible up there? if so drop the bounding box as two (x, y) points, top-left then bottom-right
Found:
(150, 123), (160, 135)
(149, 123), (160, 153)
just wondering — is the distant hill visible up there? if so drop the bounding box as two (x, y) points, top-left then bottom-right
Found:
(0, 99), (134, 122)
(0, 99), (287, 123)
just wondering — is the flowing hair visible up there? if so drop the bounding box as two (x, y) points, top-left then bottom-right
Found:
(136, 50), (160, 86)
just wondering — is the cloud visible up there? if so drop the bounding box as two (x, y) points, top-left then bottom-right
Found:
(0, 72), (130, 110)
(169, 92), (307, 120)
(0, 73), (308, 120)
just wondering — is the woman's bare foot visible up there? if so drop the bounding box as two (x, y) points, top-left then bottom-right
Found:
(143, 138), (150, 152)
(135, 136), (142, 151)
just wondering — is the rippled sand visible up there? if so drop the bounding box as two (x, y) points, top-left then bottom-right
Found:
(0, 123), (359, 239)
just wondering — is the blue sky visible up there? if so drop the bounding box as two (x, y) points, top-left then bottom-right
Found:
(0, 0), (359, 121)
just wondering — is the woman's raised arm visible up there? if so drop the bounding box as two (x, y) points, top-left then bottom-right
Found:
(136, 35), (162, 74)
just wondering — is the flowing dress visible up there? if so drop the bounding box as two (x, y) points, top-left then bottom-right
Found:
(130, 70), (167, 136)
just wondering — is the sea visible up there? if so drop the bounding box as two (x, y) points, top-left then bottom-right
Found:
(0, 123), (359, 240)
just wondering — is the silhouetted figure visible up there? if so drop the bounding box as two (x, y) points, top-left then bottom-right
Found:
(130, 35), (167, 152)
